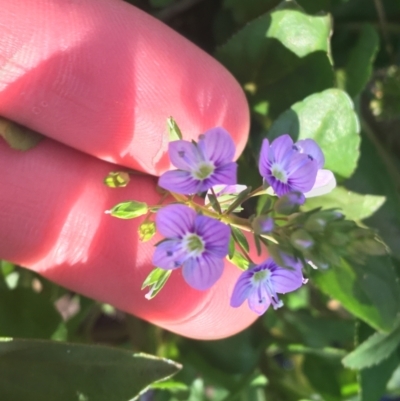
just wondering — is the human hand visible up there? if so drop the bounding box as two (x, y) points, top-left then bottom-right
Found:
(0, 0), (257, 339)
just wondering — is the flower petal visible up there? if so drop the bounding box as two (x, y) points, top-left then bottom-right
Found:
(270, 267), (304, 294)
(168, 140), (203, 170)
(248, 283), (271, 315)
(156, 204), (196, 238)
(304, 169), (336, 198)
(295, 138), (325, 169)
(182, 253), (224, 290)
(158, 170), (200, 194)
(230, 271), (253, 308)
(202, 162), (237, 191)
(195, 215), (230, 257)
(270, 134), (294, 162)
(286, 154), (318, 193)
(152, 239), (186, 270)
(197, 127), (236, 166)
(258, 139), (271, 178)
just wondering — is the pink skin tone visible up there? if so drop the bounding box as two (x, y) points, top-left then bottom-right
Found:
(0, 0), (259, 339)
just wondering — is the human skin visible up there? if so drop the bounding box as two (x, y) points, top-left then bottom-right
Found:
(0, 0), (258, 339)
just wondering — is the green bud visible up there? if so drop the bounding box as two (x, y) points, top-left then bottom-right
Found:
(142, 267), (172, 299)
(304, 214), (327, 233)
(138, 221), (156, 242)
(167, 117), (183, 141)
(106, 201), (148, 219)
(327, 231), (350, 247)
(290, 229), (315, 252)
(104, 171), (130, 188)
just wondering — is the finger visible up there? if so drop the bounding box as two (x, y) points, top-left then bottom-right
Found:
(0, 0), (249, 176)
(0, 138), (258, 339)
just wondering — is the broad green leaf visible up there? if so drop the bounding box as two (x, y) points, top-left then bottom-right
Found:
(346, 132), (400, 260)
(268, 89), (360, 177)
(303, 186), (385, 221)
(0, 117), (43, 151)
(342, 24), (379, 98)
(356, 321), (400, 401)
(216, 0), (333, 119)
(343, 319), (400, 369)
(104, 171), (130, 188)
(141, 268), (172, 300)
(0, 288), (61, 339)
(312, 256), (400, 332)
(0, 338), (180, 401)
(107, 200), (148, 219)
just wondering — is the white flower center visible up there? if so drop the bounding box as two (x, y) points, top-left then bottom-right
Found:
(271, 164), (287, 183)
(192, 161), (215, 180)
(182, 233), (205, 257)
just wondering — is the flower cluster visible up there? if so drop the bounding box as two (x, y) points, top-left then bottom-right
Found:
(106, 120), (385, 316)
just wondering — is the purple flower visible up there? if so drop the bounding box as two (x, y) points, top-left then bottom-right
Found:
(230, 257), (305, 315)
(259, 135), (325, 197)
(158, 127), (238, 195)
(153, 204), (230, 290)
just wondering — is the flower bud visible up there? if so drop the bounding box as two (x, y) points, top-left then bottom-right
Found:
(290, 229), (315, 251)
(274, 192), (305, 215)
(252, 215), (274, 235)
(138, 221), (156, 242)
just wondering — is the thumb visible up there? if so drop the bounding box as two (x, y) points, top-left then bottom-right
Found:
(0, 0), (249, 176)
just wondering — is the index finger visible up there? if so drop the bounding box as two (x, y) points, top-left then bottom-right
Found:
(0, 0), (249, 175)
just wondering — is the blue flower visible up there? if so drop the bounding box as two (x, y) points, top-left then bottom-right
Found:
(153, 204), (230, 290)
(259, 135), (325, 197)
(158, 127), (237, 194)
(230, 257), (306, 315)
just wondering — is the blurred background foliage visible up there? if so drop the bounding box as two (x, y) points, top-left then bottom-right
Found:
(2, 0), (400, 400)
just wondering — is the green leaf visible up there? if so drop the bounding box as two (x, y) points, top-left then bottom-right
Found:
(141, 268), (172, 300)
(0, 288), (61, 339)
(167, 117), (183, 141)
(216, 0), (334, 119)
(223, 0), (279, 24)
(342, 24), (380, 98)
(231, 226), (250, 252)
(303, 186), (385, 221)
(268, 89), (360, 177)
(104, 171), (130, 188)
(346, 131), (400, 260)
(227, 250), (250, 270)
(0, 117), (43, 151)
(107, 201), (148, 219)
(343, 319), (400, 369)
(228, 235), (235, 259)
(312, 256), (400, 332)
(0, 338), (180, 401)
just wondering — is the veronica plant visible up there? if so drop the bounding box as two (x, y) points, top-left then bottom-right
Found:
(105, 118), (386, 315)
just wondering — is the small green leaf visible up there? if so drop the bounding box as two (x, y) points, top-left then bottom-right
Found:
(303, 186), (385, 221)
(167, 117), (183, 142)
(0, 338), (180, 401)
(227, 250), (250, 270)
(0, 117), (43, 151)
(231, 226), (249, 253)
(138, 221), (157, 242)
(343, 319), (400, 369)
(268, 89), (360, 178)
(228, 235), (235, 259)
(104, 171), (130, 188)
(107, 201), (148, 219)
(225, 186), (252, 214)
(207, 192), (222, 213)
(142, 268), (172, 299)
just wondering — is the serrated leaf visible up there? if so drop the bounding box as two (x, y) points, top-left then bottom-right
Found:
(231, 226), (249, 252)
(0, 338), (180, 401)
(312, 256), (400, 332)
(0, 117), (43, 151)
(227, 250), (250, 270)
(167, 117), (183, 141)
(107, 201), (148, 219)
(142, 268), (172, 300)
(104, 171), (130, 188)
(342, 319), (400, 369)
(303, 186), (385, 221)
(268, 89), (360, 177)
(216, 0), (333, 119)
